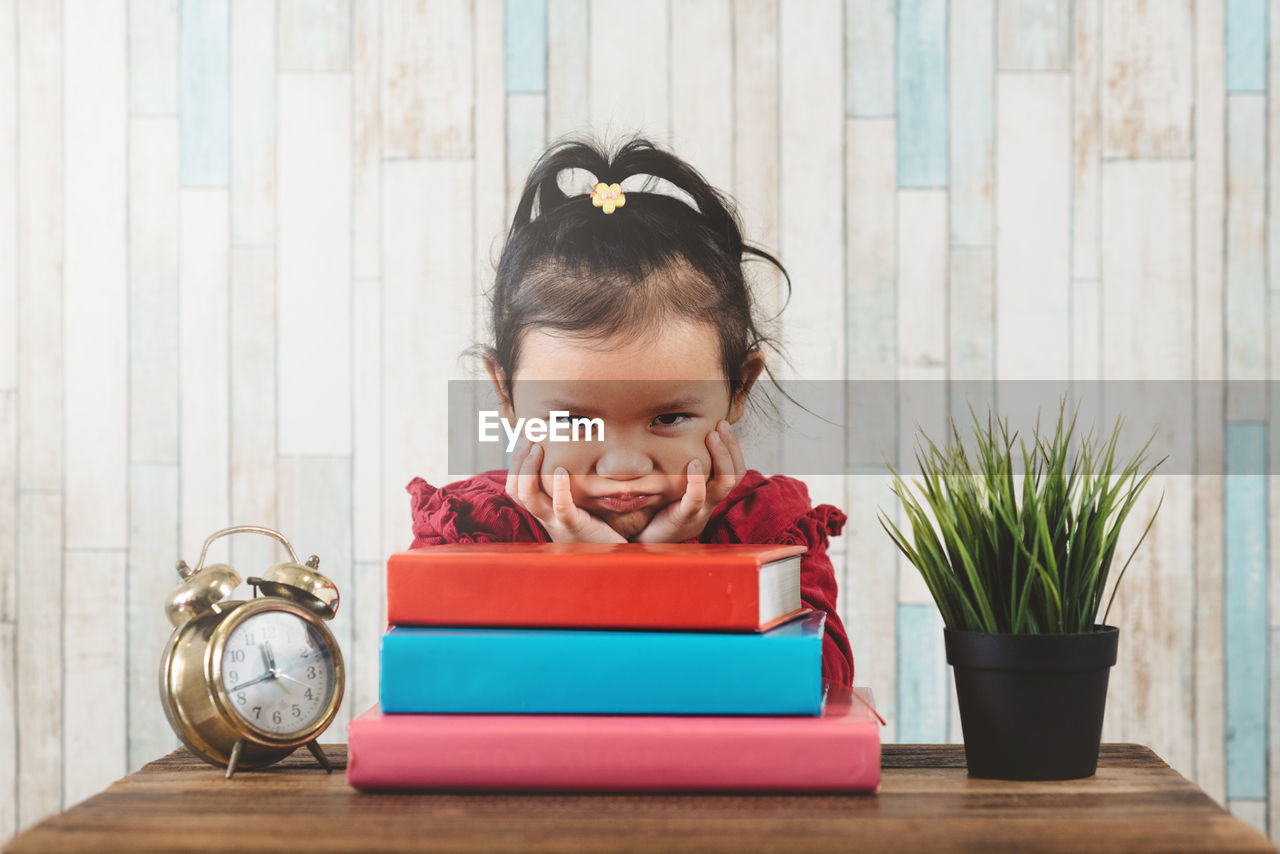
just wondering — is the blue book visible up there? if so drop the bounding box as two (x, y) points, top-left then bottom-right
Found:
(380, 611), (826, 715)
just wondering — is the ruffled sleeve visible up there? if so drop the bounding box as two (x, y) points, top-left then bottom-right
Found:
(407, 474), (551, 549)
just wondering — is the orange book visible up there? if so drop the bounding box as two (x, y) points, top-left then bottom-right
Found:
(386, 542), (809, 631)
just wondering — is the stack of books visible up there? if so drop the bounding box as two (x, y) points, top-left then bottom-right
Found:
(346, 542), (881, 791)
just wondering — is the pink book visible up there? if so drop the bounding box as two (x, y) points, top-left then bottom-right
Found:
(346, 684), (881, 792)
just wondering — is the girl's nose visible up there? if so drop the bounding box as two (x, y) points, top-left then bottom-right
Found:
(593, 439), (653, 479)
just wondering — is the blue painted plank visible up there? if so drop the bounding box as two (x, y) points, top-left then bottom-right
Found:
(1226, 0), (1267, 93)
(896, 0), (948, 187)
(505, 0), (547, 94)
(179, 0), (229, 186)
(897, 603), (948, 742)
(1224, 421), (1267, 799)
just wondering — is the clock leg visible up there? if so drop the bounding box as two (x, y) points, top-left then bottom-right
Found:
(225, 739), (244, 779)
(306, 740), (332, 773)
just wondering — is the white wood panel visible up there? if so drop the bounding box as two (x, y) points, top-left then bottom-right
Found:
(845, 116), (896, 513)
(950, 0), (993, 247)
(505, 93), (547, 237)
(277, 73), (352, 456)
(473, 0), (503, 352)
(1071, 0), (1100, 281)
(126, 463), (182, 772)
(277, 456), (354, 740)
(995, 73), (1070, 380)
(16, 0), (63, 493)
(179, 189), (231, 565)
(845, 0), (894, 117)
(128, 0), (178, 116)
(381, 160), (475, 557)
(846, 118), (896, 383)
(779, 0), (844, 382)
(129, 118), (180, 466)
(547, 0), (588, 140)
(229, 247), (279, 574)
(895, 189), (947, 606)
(588, 0), (669, 143)
(1071, 278), (1100, 379)
(353, 0), (380, 280)
(949, 247), (994, 392)
(780, 0), (844, 516)
(1099, 161), (1194, 777)
(847, 475), (899, 742)
(65, 0), (127, 550)
(0, 393), (12, 619)
(671, 0), (733, 196)
(733, 0), (780, 263)
(732, 0), (782, 477)
(1194, 0), (1225, 805)
(1101, 0), (1193, 158)
(381, 0), (472, 158)
(997, 0), (1069, 71)
(352, 560), (383, 718)
(277, 0), (350, 71)
(1225, 94), (1266, 404)
(16, 492), (61, 829)
(0, 0), (14, 390)
(231, 0), (275, 247)
(352, 276), (382, 563)
(63, 549), (126, 808)
(0, 623), (15, 839)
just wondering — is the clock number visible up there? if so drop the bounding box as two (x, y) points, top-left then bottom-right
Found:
(272, 711), (282, 725)
(237, 692), (246, 705)
(292, 704), (301, 718)
(243, 633), (255, 647)
(229, 670), (238, 683)
(229, 649), (245, 664)
(305, 688), (314, 701)
(307, 665), (317, 680)
(252, 706), (261, 720)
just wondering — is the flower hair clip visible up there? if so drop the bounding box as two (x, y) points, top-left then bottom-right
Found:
(591, 181), (626, 214)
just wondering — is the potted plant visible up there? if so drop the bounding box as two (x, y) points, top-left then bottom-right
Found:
(879, 398), (1164, 780)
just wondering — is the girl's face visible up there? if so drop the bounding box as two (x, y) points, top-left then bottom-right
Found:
(490, 319), (760, 540)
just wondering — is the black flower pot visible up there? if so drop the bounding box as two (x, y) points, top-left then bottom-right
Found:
(944, 625), (1118, 780)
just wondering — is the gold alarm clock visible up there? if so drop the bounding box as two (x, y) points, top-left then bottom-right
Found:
(160, 525), (345, 778)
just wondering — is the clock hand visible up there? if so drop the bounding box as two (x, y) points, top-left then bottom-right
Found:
(263, 640), (278, 671)
(228, 672), (273, 692)
(275, 671), (310, 690)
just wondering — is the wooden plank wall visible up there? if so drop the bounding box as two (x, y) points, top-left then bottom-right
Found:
(0, 0), (1275, 844)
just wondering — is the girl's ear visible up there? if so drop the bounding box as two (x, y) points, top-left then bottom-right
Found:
(727, 349), (766, 423)
(483, 357), (516, 422)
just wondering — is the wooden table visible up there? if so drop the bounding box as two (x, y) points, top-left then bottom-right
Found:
(4, 743), (1275, 853)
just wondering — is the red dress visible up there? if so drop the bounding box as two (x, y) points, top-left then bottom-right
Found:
(406, 469), (855, 686)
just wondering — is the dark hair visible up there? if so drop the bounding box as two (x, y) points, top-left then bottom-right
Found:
(480, 133), (794, 420)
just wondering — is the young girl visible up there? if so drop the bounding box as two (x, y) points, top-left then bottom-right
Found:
(407, 135), (854, 686)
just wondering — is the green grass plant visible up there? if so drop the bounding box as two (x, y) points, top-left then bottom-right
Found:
(878, 398), (1165, 634)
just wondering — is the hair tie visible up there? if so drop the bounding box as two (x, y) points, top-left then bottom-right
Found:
(590, 181), (626, 214)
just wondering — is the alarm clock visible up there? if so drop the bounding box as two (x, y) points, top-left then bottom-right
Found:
(159, 525), (346, 778)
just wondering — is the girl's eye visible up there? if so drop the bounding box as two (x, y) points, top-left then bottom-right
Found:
(653, 413), (692, 428)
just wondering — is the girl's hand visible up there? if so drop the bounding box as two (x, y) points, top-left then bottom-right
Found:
(632, 420), (746, 543)
(504, 438), (626, 543)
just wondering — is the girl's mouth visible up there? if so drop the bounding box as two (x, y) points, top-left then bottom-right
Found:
(594, 493), (660, 512)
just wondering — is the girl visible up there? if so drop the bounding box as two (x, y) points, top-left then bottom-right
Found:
(407, 135), (854, 686)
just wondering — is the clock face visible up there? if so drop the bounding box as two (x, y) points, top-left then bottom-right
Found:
(220, 609), (337, 737)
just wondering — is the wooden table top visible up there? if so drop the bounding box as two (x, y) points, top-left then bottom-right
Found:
(4, 743), (1275, 854)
